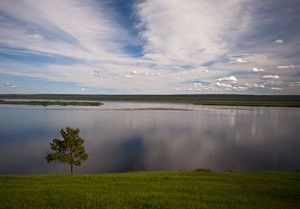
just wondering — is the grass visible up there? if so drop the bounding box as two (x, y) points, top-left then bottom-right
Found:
(0, 100), (102, 106)
(0, 94), (300, 107)
(0, 171), (299, 209)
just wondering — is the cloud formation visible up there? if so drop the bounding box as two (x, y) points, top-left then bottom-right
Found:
(262, 75), (280, 80)
(252, 68), (265, 72)
(274, 39), (283, 44)
(0, 0), (299, 94)
(217, 76), (238, 83)
(4, 83), (17, 88)
(231, 58), (248, 64)
(137, 0), (249, 67)
(277, 65), (296, 69)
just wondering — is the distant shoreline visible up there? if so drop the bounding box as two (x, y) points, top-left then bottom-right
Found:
(0, 99), (102, 107)
(0, 94), (299, 107)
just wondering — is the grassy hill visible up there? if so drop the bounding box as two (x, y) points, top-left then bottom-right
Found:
(0, 171), (299, 209)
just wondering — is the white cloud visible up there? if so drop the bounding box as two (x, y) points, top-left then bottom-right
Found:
(137, 0), (250, 66)
(252, 67), (264, 72)
(0, 0), (131, 60)
(124, 74), (134, 79)
(4, 82), (17, 88)
(253, 84), (265, 88)
(217, 76), (238, 82)
(231, 54), (253, 58)
(0, 0), (298, 94)
(234, 86), (247, 91)
(277, 64), (296, 69)
(289, 81), (300, 87)
(27, 33), (44, 41)
(216, 82), (232, 88)
(271, 87), (282, 91)
(230, 58), (248, 64)
(236, 58), (247, 63)
(245, 83), (265, 88)
(193, 82), (203, 86)
(274, 39), (283, 44)
(262, 75), (280, 79)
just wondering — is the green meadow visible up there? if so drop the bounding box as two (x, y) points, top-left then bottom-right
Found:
(0, 171), (299, 209)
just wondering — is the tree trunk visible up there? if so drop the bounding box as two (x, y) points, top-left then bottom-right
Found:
(70, 164), (73, 174)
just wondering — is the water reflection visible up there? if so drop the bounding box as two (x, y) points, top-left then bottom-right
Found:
(0, 103), (299, 174)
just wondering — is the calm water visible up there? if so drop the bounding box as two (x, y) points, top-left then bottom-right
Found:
(0, 102), (299, 174)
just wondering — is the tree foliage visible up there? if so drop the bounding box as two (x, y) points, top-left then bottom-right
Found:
(46, 127), (88, 173)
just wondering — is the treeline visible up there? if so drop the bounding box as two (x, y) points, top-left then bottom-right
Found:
(0, 94), (299, 107)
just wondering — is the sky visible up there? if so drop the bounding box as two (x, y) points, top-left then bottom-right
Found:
(0, 0), (299, 94)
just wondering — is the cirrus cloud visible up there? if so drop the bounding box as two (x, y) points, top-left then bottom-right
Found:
(277, 65), (296, 69)
(0, 0), (299, 94)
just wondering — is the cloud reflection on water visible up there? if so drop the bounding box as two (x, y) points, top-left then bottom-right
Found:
(0, 103), (299, 174)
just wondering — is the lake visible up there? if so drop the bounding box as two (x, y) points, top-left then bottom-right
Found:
(0, 102), (299, 174)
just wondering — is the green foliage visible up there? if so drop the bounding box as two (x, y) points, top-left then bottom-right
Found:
(46, 127), (88, 173)
(0, 172), (299, 209)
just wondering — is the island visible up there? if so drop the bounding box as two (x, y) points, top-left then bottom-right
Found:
(0, 99), (103, 106)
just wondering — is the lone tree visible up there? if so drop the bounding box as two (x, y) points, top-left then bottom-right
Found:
(46, 127), (88, 174)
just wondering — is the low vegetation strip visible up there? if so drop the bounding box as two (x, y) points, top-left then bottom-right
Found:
(0, 100), (102, 106)
(0, 94), (300, 107)
(112, 107), (192, 111)
(0, 171), (299, 209)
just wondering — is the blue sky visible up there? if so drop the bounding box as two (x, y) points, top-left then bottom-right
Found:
(0, 0), (299, 94)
